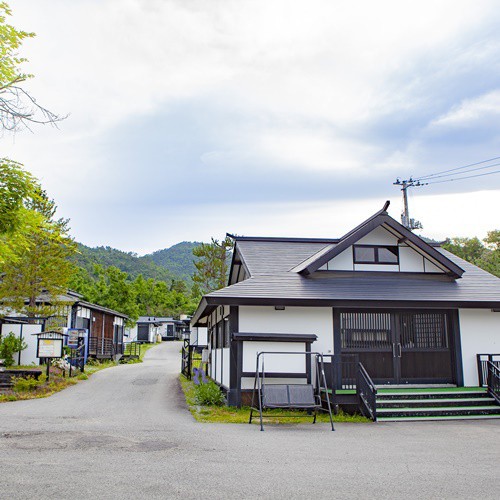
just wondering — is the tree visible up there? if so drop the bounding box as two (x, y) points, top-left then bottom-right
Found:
(479, 230), (500, 277)
(442, 236), (484, 265)
(0, 2), (61, 131)
(0, 190), (77, 317)
(192, 236), (233, 294)
(443, 231), (500, 278)
(0, 159), (40, 265)
(78, 265), (139, 325)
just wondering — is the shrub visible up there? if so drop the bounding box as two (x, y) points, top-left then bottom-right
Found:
(13, 373), (46, 392)
(76, 373), (88, 380)
(0, 332), (27, 367)
(194, 380), (225, 406)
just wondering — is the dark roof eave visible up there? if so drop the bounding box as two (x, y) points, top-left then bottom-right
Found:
(203, 295), (500, 310)
(74, 300), (129, 319)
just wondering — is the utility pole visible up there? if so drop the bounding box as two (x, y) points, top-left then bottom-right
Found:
(393, 177), (424, 230)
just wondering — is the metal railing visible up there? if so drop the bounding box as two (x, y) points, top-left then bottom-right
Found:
(68, 343), (86, 376)
(322, 353), (359, 391)
(123, 342), (141, 358)
(357, 362), (377, 421)
(88, 337), (115, 358)
(181, 338), (191, 379)
(486, 361), (500, 405)
(476, 354), (500, 387)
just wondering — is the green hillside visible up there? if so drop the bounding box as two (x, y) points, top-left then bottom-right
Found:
(146, 241), (201, 281)
(74, 241), (201, 283)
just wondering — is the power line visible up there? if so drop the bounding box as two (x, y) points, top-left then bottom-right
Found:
(414, 161), (500, 182)
(425, 168), (500, 185)
(393, 155), (500, 230)
(414, 155), (500, 181)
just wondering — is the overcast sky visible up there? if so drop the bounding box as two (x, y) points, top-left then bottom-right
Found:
(3, 0), (500, 254)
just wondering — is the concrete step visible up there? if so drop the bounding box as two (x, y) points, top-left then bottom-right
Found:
(377, 397), (497, 408)
(378, 414), (500, 422)
(377, 405), (500, 418)
(377, 390), (488, 400)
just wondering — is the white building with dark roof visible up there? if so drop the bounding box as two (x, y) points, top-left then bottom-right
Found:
(191, 203), (500, 420)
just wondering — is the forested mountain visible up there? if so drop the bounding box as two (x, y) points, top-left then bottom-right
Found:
(74, 241), (201, 283)
(146, 242), (201, 281)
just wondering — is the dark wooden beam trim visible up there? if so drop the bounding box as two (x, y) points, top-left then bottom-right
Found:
(241, 372), (308, 378)
(227, 306), (240, 406)
(232, 332), (317, 342)
(450, 310), (464, 386)
(205, 296), (500, 310)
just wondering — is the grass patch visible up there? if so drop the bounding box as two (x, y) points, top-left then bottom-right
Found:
(0, 367), (79, 403)
(0, 358), (120, 403)
(179, 375), (369, 424)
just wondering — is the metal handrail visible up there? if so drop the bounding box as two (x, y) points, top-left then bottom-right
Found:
(357, 362), (377, 421)
(68, 343), (86, 376)
(486, 361), (500, 405)
(476, 354), (500, 387)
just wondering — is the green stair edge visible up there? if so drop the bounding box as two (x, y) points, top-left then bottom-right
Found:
(377, 414), (500, 422)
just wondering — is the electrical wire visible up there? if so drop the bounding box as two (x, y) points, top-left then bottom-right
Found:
(414, 161), (500, 182)
(414, 155), (500, 181)
(425, 168), (500, 185)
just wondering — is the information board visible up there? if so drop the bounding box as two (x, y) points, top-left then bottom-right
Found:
(37, 338), (63, 358)
(66, 328), (86, 348)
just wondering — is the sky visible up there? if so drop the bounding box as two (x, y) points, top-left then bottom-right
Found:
(3, 0), (500, 254)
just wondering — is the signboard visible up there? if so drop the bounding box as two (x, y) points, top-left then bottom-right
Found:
(37, 338), (63, 358)
(66, 328), (86, 348)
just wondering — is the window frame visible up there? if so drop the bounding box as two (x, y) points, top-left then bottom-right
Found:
(353, 244), (399, 265)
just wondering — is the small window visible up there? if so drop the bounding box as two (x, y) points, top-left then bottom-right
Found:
(353, 245), (399, 265)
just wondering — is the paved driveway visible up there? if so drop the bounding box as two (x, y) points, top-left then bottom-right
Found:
(0, 341), (499, 499)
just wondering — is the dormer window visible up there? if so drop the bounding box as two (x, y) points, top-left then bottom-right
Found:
(353, 245), (399, 265)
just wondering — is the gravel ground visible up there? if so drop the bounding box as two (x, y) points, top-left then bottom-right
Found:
(0, 341), (499, 500)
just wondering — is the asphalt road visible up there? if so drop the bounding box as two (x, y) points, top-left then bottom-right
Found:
(0, 341), (499, 500)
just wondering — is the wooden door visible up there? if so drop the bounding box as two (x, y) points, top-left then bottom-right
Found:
(397, 312), (453, 383)
(337, 310), (454, 384)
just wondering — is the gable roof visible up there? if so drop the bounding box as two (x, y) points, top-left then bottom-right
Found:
(191, 248), (500, 325)
(291, 203), (464, 278)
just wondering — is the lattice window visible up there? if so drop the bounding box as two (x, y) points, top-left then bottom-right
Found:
(400, 313), (448, 349)
(340, 312), (392, 350)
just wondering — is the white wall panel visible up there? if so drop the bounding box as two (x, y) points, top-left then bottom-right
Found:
(238, 306), (333, 355)
(399, 246), (424, 272)
(1, 323), (42, 365)
(459, 309), (500, 386)
(357, 226), (398, 245)
(242, 341), (307, 373)
(328, 247), (354, 271)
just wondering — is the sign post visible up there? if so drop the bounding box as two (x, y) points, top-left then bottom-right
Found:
(33, 331), (67, 380)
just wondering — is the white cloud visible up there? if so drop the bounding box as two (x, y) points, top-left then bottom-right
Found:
(2, 0), (500, 251)
(430, 90), (500, 128)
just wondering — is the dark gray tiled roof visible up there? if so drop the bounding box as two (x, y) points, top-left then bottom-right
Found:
(208, 248), (500, 306)
(237, 240), (333, 275)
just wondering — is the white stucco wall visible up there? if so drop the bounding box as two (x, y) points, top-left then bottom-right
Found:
(213, 347), (230, 388)
(1, 323), (42, 365)
(238, 306), (334, 355)
(459, 309), (500, 386)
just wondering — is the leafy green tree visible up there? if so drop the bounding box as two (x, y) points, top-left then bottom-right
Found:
(80, 265), (139, 325)
(0, 159), (36, 234)
(443, 231), (500, 278)
(0, 2), (60, 130)
(0, 190), (76, 316)
(479, 230), (500, 277)
(0, 331), (27, 366)
(192, 236), (233, 294)
(442, 236), (485, 265)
